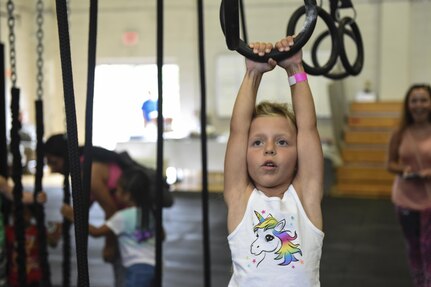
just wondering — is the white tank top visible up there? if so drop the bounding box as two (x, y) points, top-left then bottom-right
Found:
(227, 186), (324, 287)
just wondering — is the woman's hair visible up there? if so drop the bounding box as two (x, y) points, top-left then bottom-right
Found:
(399, 84), (431, 132)
(253, 101), (297, 128)
(44, 133), (68, 158)
(44, 134), (127, 171)
(117, 168), (154, 239)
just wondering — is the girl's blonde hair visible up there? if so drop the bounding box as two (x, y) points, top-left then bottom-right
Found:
(253, 101), (296, 128)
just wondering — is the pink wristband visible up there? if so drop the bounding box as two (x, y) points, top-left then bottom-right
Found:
(288, 72), (308, 86)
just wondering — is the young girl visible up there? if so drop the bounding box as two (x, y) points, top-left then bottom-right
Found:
(62, 168), (156, 287)
(224, 36), (324, 286)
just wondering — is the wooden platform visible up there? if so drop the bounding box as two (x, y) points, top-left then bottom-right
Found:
(334, 101), (401, 198)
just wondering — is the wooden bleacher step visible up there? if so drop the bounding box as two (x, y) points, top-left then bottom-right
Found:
(336, 165), (394, 183)
(334, 182), (392, 197)
(344, 129), (392, 145)
(349, 101), (402, 113)
(341, 145), (387, 164)
(334, 100), (402, 198)
(347, 116), (399, 129)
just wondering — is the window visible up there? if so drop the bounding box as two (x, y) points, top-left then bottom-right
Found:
(93, 64), (180, 149)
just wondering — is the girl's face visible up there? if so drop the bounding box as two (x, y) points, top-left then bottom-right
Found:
(408, 88), (431, 124)
(247, 116), (297, 196)
(46, 154), (64, 174)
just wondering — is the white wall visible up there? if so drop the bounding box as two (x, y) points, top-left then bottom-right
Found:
(2, 0), (431, 143)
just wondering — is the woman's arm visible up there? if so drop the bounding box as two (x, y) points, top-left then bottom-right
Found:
(89, 224), (113, 238)
(0, 176), (13, 201)
(61, 204), (113, 238)
(386, 130), (409, 175)
(0, 175), (47, 204)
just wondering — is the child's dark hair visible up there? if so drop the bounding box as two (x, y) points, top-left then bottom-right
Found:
(117, 168), (154, 241)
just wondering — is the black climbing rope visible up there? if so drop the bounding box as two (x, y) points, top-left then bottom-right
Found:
(197, 1), (211, 286)
(81, 0), (98, 243)
(62, 167), (72, 287)
(59, 2), (72, 286)
(55, 0), (90, 285)
(155, 0), (164, 286)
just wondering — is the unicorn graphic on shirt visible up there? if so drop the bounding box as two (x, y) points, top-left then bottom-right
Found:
(250, 211), (302, 267)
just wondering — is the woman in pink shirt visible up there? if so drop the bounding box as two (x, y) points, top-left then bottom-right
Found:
(44, 134), (126, 287)
(387, 84), (431, 287)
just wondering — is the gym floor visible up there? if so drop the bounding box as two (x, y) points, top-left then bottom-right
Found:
(41, 181), (412, 287)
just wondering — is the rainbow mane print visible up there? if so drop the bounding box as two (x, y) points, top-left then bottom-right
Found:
(250, 211), (302, 266)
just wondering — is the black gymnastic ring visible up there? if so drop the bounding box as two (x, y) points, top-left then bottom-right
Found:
(220, 0), (318, 63)
(286, 5), (339, 76)
(310, 28), (355, 80)
(338, 16), (364, 76)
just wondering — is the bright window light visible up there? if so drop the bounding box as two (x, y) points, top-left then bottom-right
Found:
(93, 64), (180, 149)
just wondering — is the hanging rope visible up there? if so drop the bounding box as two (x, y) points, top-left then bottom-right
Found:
(7, 1), (27, 285)
(197, 0), (211, 286)
(78, 3), (98, 284)
(33, 1), (52, 285)
(62, 168), (72, 287)
(55, 0), (90, 285)
(155, 0), (164, 285)
(60, 2), (72, 285)
(0, 42), (8, 287)
(82, 0), (98, 230)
